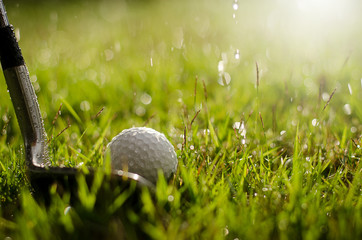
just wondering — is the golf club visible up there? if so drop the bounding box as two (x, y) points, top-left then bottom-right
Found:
(0, 0), (154, 202)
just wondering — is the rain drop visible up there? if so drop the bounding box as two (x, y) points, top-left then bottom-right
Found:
(140, 93), (152, 105)
(135, 106), (145, 116)
(233, 122), (241, 129)
(80, 101), (90, 111)
(232, 0), (239, 10)
(218, 60), (224, 72)
(348, 83), (352, 95)
(218, 72), (231, 86)
(343, 104), (352, 115)
(104, 49), (114, 61)
(223, 226), (229, 236)
(64, 206), (72, 215)
(351, 126), (357, 133)
(322, 92), (330, 102)
(234, 49), (240, 59)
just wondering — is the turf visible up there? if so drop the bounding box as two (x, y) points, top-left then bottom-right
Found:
(0, 0), (361, 239)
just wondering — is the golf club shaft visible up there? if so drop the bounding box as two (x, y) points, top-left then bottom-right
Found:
(0, 0), (49, 168)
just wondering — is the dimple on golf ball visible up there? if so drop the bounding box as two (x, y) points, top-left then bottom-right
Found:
(107, 127), (178, 184)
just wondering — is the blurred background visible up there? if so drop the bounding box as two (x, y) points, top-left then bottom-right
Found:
(1, 0), (361, 143)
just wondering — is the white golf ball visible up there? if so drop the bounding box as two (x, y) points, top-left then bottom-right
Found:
(107, 127), (178, 184)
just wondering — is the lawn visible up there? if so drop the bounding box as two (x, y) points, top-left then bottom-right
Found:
(0, 0), (361, 239)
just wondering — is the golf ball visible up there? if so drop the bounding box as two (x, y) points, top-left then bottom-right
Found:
(107, 127), (178, 184)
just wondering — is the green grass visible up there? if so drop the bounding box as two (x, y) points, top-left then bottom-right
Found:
(1, 0), (361, 239)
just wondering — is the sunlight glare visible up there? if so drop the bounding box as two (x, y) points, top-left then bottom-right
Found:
(297, 0), (347, 18)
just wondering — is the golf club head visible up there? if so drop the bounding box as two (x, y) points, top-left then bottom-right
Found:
(0, 0), (154, 200)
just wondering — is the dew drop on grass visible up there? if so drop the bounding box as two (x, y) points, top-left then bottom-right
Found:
(190, 145), (194, 150)
(233, 122), (241, 129)
(280, 130), (286, 136)
(135, 106), (145, 116)
(312, 118), (318, 126)
(343, 104), (352, 115)
(168, 195), (174, 202)
(223, 226), (229, 236)
(218, 60), (224, 72)
(104, 49), (114, 61)
(80, 101), (90, 111)
(348, 83), (352, 95)
(140, 93), (152, 105)
(218, 72), (231, 86)
(351, 126), (357, 133)
(232, 0), (239, 10)
(2, 114), (8, 122)
(234, 49), (240, 59)
(322, 92), (330, 102)
(64, 206), (72, 215)
(15, 28), (20, 41)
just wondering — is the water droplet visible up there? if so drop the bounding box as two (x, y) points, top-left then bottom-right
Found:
(280, 130), (286, 136)
(233, 122), (241, 129)
(168, 195), (174, 202)
(218, 72), (231, 86)
(140, 93), (152, 105)
(348, 83), (352, 95)
(351, 126), (357, 133)
(80, 100), (90, 111)
(322, 92), (330, 102)
(234, 49), (240, 59)
(135, 106), (145, 116)
(76, 162), (84, 167)
(114, 41), (121, 52)
(30, 75), (38, 83)
(232, 0), (239, 10)
(223, 226), (229, 236)
(64, 206), (72, 215)
(218, 60), (224, 72)
(104, 49), (114, 61)
(343, 104), (352, 115)
(15, 28), (20, 41)
(312, 118), (318, 126)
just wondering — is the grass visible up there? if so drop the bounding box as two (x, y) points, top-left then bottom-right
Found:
(0, 0), (361, 239)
